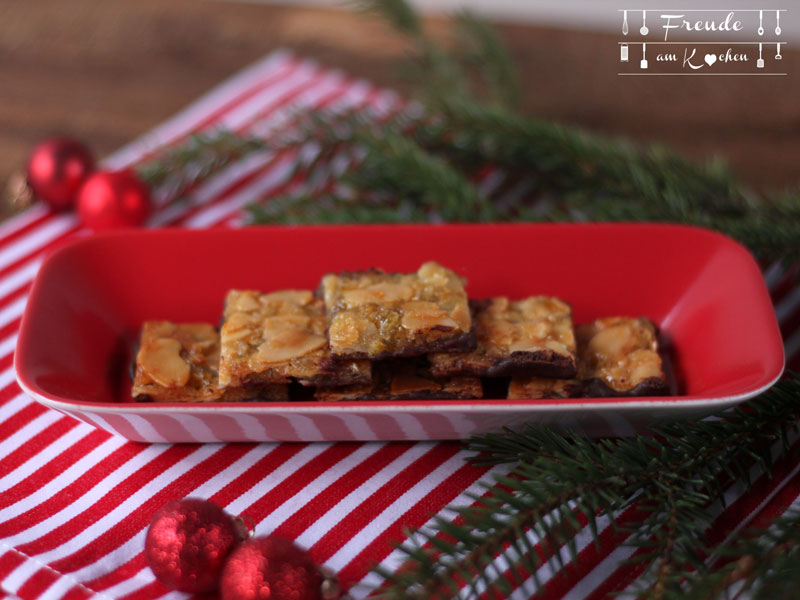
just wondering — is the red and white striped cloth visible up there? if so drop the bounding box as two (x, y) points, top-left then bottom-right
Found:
(1, 50), (799, 600)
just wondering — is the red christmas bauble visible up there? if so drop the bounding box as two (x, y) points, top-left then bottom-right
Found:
(221, 536), (324, 600)
(26, 137), (95, 211)
(145, 498), (244, 594)
(77, 169), (150, 231)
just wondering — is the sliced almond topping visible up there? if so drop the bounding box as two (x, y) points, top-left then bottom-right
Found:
(543, 339), (570, 356)
(417, 261), (450, 284)
(328, 314), (359, 346)
(517, 297), (570, 320)
(507, 339), (535, 353)
(558, 328), (577, 351)
(627, 349), (663, 384)
(520, 321), (550, 340)
(140, 338), (191, 388)
(319, 275), (338, 303)
(343, 283), (414, 307)
(262, 315), (311, 335)
(262, 290), (314, 306)
(147, 321), (177, 338)
(187, 339), (216, 354)
(401, 314), (458, 332)
(224, 311), (255, 331)
(450, 302), (471, 332)
(587, 323), (635, 359)
(401, 301), (458, 332)
(402, 300), (440, 312)
(222, 328), (251, 343)
(221, 311), (259, 344)
(180, 323), (217, 340)
(417, 261), (465, 290)
(255, 329), (326, 364)
(233, 291), (261, 312)
(328, 314), (378, 353)
(484, 320), (516, 347)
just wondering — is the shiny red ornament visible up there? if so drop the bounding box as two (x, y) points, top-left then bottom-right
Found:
(77, 169), (150, 231)
(26, 137), (95, 211)
(221, 536), (324, 600)
(145, 498), (244, 594)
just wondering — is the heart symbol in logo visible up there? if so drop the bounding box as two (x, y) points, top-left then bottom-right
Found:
(704, 53), (717, 66)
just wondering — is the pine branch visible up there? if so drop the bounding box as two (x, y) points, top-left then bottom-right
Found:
(681, 508), (800, 600)
(416, 98), (751, 213)
(451, 11), (521, 110)
(247, 192), (431, 225)
(137, 131), (268, 200)
(374, 375), (800, 599)
(376, 464), (635, 598)
(344, 131), (494, 222)
(245, 103), (800, 261)
(137, 0), (799, 263)
(353, 0), (519, 109)
(349, 0), (423, 37)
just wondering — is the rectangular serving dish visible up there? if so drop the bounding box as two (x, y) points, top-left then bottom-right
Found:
(15, 224), (784, 442)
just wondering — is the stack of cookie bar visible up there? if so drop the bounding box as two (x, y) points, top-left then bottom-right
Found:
(131, 262), (669, 403)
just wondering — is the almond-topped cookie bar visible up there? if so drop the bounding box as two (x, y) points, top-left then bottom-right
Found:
(429, 296), (577, 379)
(218, 289), (371, 388)
(507, 316), (668, 399)
(577, 317), (668, 396)
(319, 261), (475, 360)
(315, 359), (482, 402)
(132, 321), (288, 402)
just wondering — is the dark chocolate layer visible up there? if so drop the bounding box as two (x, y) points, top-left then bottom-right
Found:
(431, 348), (577, 379)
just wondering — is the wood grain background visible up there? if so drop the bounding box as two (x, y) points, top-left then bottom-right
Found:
(1, 0), (797, 216)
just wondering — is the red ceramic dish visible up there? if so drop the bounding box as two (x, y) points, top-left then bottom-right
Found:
(15, 224), (784, 442)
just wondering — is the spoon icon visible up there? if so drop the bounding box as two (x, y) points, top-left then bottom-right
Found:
(758, 10), (764, 36)
(776, 11), (781, 35)
(622, 10), (629, 35)
(640, 10), (649, 35)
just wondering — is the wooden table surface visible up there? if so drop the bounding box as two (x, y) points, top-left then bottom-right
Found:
(1, 0), (797, 216)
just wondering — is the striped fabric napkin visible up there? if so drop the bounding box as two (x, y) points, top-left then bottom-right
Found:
(1, 50), (799, 600)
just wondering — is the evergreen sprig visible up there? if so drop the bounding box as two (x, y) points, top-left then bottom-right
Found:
(137, 131), (268, 201)
(243, 102), (799, 261)
(375, 375), (800, 599)
(682, 507), (800, 600)
(134, 4), (800, 261)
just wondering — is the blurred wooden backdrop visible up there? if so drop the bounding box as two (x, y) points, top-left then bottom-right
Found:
(1, 0), (797, 212)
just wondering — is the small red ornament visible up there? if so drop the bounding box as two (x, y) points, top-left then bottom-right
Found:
(221, 536), (325, 600)
(145, 498), (245, 594)
(77, 169), (150, 231)
(26, 136), (95, 211)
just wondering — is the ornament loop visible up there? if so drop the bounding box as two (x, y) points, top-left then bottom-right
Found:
(318, 565), (343, 600)
(235, 514), (256, 539)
